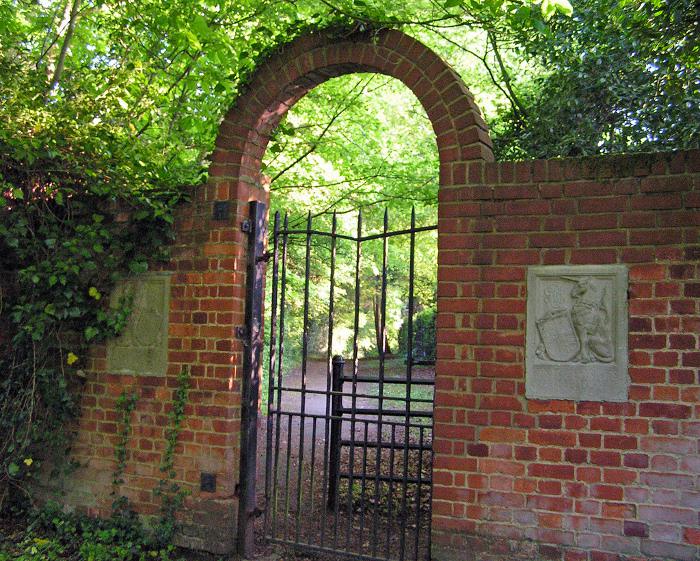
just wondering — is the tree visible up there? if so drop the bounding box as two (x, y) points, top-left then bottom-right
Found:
(489, 0), (700, 158)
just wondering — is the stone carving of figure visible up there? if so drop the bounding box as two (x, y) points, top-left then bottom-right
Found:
(568, 277), (614, 363)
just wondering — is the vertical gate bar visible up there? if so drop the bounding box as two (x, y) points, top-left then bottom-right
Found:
(295, 212), (313, 542)
(237, 200), (267, 558)
(399, 207), (417, 560)
(386, 424), (397, 560)
(271, 214), (289, 539)
(372, 208), (389, 557)
(320, 212), (338, 547)
(414, 427), (424, 561)
(264, 211), (280, 533)
(346, 210), (362, 551)
(309, 415), (318, 536)
(358, 418), (370, 551)
(328, 356), (344, 511)
(331, 357), (344, 548)
(284, 413), (293, 540)
(427, 430), (434, 559)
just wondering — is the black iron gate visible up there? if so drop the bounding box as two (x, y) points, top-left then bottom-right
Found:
(260, 207), (436, 561)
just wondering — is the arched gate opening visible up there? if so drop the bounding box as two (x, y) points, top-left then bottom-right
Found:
(209, 28), (494, 560)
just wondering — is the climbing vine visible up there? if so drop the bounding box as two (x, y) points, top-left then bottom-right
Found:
(111, 390), (139, 514)
(153, 367), (191, 545)
(105, 370), (191, 545)
(0, 7), (330, 505)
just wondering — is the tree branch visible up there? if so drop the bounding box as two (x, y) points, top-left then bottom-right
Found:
(268, 75), (377, 183)
(487, 30), (528, 120)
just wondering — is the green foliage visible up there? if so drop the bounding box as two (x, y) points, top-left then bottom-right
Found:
(491, 0), (699, 158)
(0, 62), (180, 501)
(398, 307), (437, 362)
(112, 391), (139, 513)
(263, 75), (439, 377)
(0, 503), (184, 561)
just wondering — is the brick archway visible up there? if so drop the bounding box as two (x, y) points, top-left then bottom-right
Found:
(208, 27), (493, 553)
(46, 23), (700, 561)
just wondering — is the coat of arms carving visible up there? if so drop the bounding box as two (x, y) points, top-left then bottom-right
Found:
(535, 276), (614, 364)
(525, 265), (629, 402)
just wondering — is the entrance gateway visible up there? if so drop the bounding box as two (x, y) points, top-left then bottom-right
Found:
(238, 201), (436, 561)
(222, 28), (493, 560)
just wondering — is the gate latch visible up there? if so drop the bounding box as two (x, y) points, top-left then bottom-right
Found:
(235, 326), (248, 340)
(241, 219), (252, 233)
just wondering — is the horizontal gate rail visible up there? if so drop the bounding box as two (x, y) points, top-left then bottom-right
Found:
(267, 386), (434, 403)
(339, 407), (433, 418)
(338, 472), (431, 485)
(340, 375), (435, 385)
(277, 224), (437, 242)
(266, 409), (431, 429)
(341, 439), (433, 451)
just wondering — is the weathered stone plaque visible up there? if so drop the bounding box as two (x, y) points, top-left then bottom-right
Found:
(106, 273), (171, 376)
(526, 265), (628, 401)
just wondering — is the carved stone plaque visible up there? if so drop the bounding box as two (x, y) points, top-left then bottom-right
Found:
(106, 273), (171, 376)
(526, 265), (628, 401)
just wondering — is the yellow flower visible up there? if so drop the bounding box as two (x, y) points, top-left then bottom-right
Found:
(88, 286), (101, 300)
(23, 458), (33, 466)
(67, 352), (79, 365)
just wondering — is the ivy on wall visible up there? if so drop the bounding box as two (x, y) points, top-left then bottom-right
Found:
(0, 6), (358, 504)
(0, 59), (183, 503)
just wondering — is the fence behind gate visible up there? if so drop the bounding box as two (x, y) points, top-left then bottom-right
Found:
(261, 207), (436, 561)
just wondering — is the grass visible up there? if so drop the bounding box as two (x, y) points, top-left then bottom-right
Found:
(358, 356), (434, 412)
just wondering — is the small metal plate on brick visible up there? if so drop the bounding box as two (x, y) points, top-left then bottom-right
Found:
(526, 265), (629, 401)
(213, 201), (230, 221)
(200, 472), (217, 493)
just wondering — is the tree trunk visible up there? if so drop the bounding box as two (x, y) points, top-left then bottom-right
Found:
(373, 294), (391, 356)
(49, 0), (81, 93)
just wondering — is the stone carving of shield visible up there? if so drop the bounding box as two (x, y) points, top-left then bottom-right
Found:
(536, 309), (580, 362)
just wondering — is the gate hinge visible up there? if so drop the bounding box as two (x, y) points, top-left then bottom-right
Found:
(235, 325), (248, 340)
(241, 219), (252, 233)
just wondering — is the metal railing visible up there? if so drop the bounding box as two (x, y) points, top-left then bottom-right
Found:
(262, 208), (436, 561)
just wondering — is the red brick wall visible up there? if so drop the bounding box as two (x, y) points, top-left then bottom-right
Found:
(55, 180), (267, 554)
(433, 150), (700, 561)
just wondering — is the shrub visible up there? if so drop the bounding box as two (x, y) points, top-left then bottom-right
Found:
(397, 307), (436, 362)
(0, 503), (184, 561)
